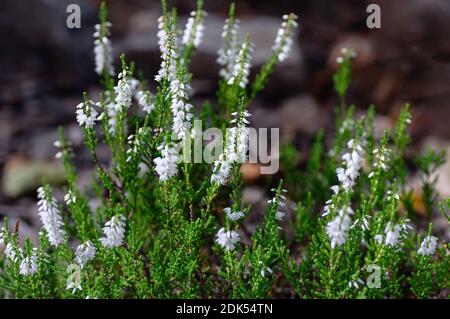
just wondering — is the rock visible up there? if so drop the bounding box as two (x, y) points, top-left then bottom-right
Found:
(30, 129), (59, 161)
(248, 105), (281, 130)
(242, 186), (265, 205)
(279, 94), (330, 138)
(373, 114), (394, 139)
(65, 123), (85, 148)
(2, 155), (66, 198)
(241, 163), (262, 183)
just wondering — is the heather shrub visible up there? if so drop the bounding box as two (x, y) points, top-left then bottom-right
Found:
(0, 1), (448, 299)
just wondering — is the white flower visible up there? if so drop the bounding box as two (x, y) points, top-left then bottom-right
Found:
(224, 207), (244, 222)
(215, 228), (240, 251)
(0, 227), (5, 247)
(182, 10), (206, 48)
(417, 236), (438, 256)
(336, 139), (365, 191)
(66, 276), (82, 294)
(37, 186), (65, 247)
(170, 79), (193, 140)
(93, 22), (114, 76)
(275, 211), (286, 221)
(5, 243), (22, 263)
(135, 90), (154, 114)
(227, 38), (253, 88)
(99, 215), (126, 248)
(348, 278), (364, 289)
(64, 190), (77, 205)
(211, 111), (251, 185)
(113, 71), (135, 112)
(76, 101), (98, 129)
(374, 234), (383, 244)
(19, 248), (38, 276)
(259, 261), (273, 278)
(272, 14), (298, 62)
(326, 208), (353, 249)
(372, 146), (390, 173)
(75, 241), (97, 268)
(154, 143), (179, 181)
(384, 223), (402, 247)
(217, 16), (240, 80)
(267, 188), (288, 221)
(155, 17), (178, 83)
(211, 154), (232, 185)
(350, 215), (370, 231)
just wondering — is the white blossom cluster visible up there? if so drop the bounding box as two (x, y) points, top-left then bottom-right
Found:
(155, 15), (194, 141)
(154, 143), (180, 181)
(155, 16), (178, 83)
(5, 243), (22, 263)
(66, 272), (82, 293)
(0, 227), (6, 247)
(336, 139), (365, 192)
(76, 101), (98, 130)
(348, 278), (365, 289)
(259, 261), (273, 278)
(135, 89), (154, 114)
(336, 47), (357, 64)
(272, 14), (298, 62)
(37, 187), (65, 247)
(99, 215), (126, 248)
(370, 145), (391, 176)
(215, 227), (240, 251)
(326, 207), (354, 249)
(93, 22), (114, 76)
(19, 248), (39, 276)
(75, 241), (97, 268)
(349, 215), (371, 232)
(217, 17), (240, 81)
(227, 39), (253, 88)
(113, 70), (136, 113)
(224, 207), (245, 222)
(211, 110), (251, 185)
(374, 222), (411, 247)
(64, 189), (77, 205)
(417, 235), (438, 256)
(267, 188), (288, 221)
(182, 10), (206, 48)
(170, 79), (194, 140)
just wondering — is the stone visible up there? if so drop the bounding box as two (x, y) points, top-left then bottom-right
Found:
(2, 155), (66, 198)
(279, 94), (330, 138)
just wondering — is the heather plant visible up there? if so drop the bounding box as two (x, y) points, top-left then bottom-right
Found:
(0, 1), (448, 299)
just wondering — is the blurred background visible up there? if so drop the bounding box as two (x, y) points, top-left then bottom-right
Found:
(1, 0), (450, 241)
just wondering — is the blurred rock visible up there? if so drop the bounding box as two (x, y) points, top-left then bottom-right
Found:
(241, 163), (262, 183)
(30, 129), (59, 161)
(2, 155), (65, 198)
(242, 186), (265, 205)
(279, 94), (330, 138)
(373, 114), (394, 139)
(249, 105), (280, 130)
